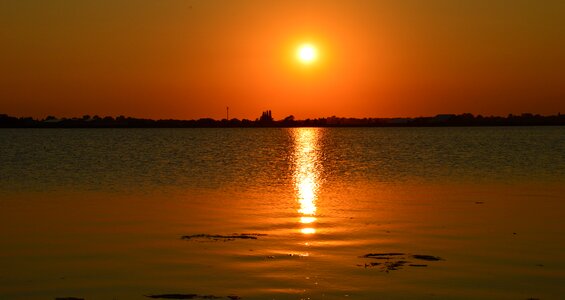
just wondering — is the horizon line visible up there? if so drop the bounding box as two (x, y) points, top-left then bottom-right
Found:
(2, 111), (564, 122)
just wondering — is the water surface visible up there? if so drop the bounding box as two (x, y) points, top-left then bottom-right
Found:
(1, 127), (564, 299)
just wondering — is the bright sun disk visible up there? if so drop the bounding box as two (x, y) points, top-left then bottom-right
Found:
(297, 44), (317, 64)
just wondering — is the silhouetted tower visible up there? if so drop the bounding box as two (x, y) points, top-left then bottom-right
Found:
(226, 106), (229, 120)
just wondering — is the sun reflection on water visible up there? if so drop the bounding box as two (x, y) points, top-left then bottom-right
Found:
(300, 216), (316, 224)
(301, 227), (316, 235)
(292, 128), (322, 235)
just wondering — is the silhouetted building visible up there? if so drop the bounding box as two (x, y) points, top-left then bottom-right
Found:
(259, 110), (273, 122)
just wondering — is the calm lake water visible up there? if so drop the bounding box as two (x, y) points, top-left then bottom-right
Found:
(1, 127), (564, 299)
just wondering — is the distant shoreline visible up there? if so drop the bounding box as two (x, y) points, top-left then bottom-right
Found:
(1, 112), (564, 128)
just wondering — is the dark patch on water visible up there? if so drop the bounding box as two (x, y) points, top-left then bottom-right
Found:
(181, 233), (266, 242)
(359, 260), (408, 272)
(55, 298), (84, 300)
(384, 260), (408, 271)
(359, 252), (443, 272)
(264, 253), (307, 260)
(412, 254), (442, 261)
(362, 253), (405, 258)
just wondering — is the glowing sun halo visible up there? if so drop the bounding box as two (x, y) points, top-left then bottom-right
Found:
(297, 44), (317, 64)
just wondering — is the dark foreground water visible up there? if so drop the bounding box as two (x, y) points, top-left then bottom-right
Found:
(1, 127), (564, 299)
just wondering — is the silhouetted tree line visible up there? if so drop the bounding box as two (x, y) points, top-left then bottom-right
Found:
(0, 112), (564, 128)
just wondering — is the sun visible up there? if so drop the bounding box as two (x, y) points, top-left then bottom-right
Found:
(297, 44), (318, 64)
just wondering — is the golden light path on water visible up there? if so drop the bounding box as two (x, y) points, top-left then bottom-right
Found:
(292, 128), (322, 235)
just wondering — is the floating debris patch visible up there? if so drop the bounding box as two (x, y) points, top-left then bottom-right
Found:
(362, 253), (405, 259)
(181, 233), (266, 242)
(412, 254), (442, 261)
(357, 262), (382, 268)
(358, 252), (444, 272)
(384, 260), (408, 271)
(408, 264), (428, 267)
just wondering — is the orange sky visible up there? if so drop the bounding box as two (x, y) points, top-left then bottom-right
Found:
(1, 1), (564, 120)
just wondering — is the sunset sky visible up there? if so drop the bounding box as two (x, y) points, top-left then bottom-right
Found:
(1, 0), (564, 120)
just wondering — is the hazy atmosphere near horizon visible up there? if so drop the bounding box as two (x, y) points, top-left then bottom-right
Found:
(1, 0), (565, 119)
(1, 1), (565, 300)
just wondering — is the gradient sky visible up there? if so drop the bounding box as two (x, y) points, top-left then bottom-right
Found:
(1, 0), (564, 120)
